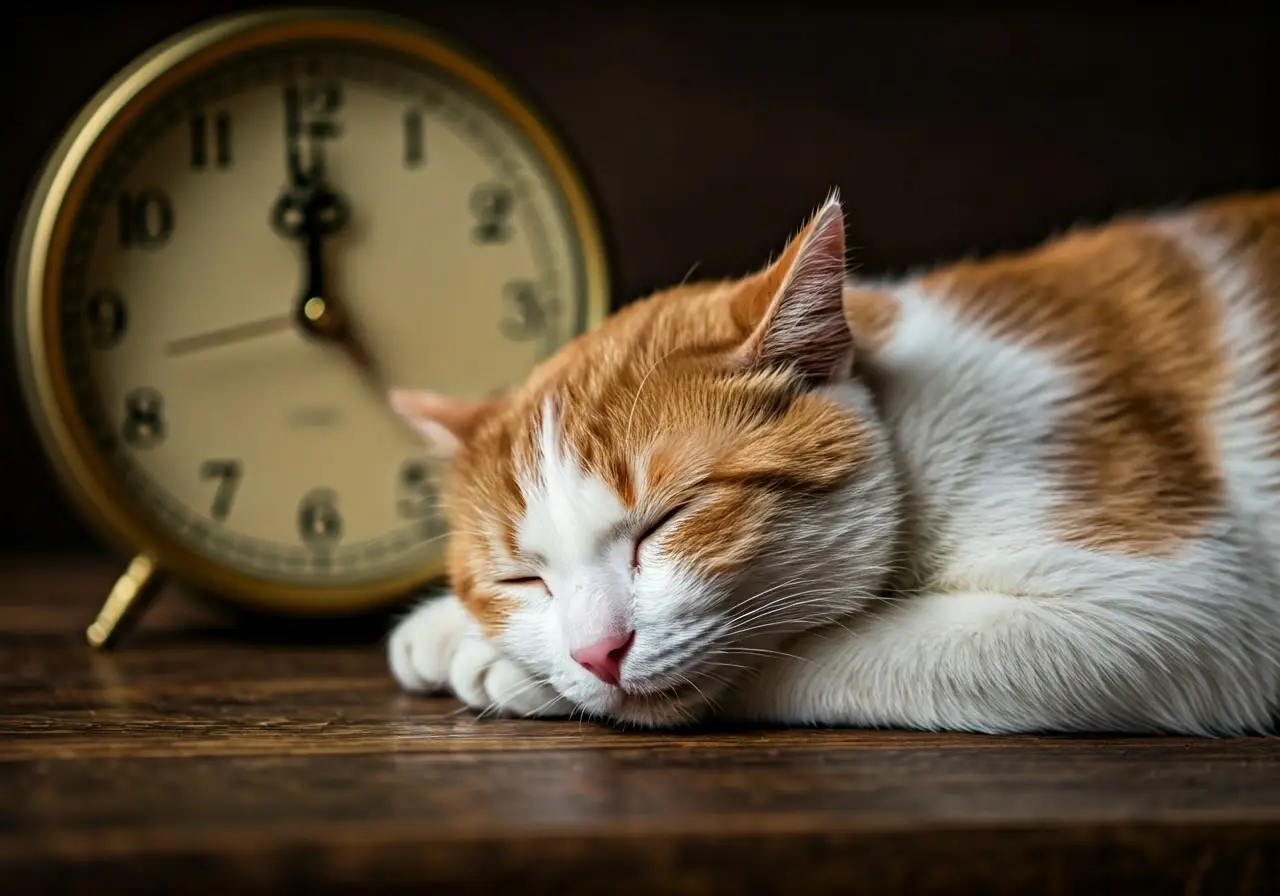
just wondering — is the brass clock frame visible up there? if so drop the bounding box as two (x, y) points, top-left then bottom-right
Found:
(9, 7), (611, 647)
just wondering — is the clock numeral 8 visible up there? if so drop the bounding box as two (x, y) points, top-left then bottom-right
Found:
(470, 182), (514, 244)
(85, 289), (128, 349)
(117, 188), (174, 250)
(397, 460), (436, 518)
(122, 388), (166, 449)
(298, 488), (343, 547)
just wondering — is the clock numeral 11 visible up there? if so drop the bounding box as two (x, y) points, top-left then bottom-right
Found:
(190, 111), (233, 170)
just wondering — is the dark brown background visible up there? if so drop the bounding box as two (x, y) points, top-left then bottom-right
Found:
(2, 2), (1277, 553)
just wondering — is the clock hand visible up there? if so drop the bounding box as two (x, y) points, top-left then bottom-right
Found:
(167, 313), (293, 357)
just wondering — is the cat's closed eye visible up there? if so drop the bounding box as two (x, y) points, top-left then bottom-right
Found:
(497, 576), (549, 595)
(631, 502), (692, 570)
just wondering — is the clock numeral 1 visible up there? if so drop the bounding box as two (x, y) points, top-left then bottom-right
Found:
(499, 280), (559, 341)
(403, 109), (425, 168)
(470, 182), (515, 244)
(117, 189), (174, 250)
(200, 459), (242, 522)
(85, 289), (128, 349)
(190, 111), (232, 170)
(122, 388), (166, 449)
(397, 459), (436, 518)
(298, 488), (343, 547)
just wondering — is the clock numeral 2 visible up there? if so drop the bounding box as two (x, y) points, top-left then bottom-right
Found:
(190, 111), (232, 170)
(200, 459), (242, 522)
(117, 189), (174, 250)
(403, 109), (425, 168)
(86, 289), (128, 349)
(122, 388), (165, 449)
(397, 460), (436, 518)
(470, 183), (514, 244)
(298, 488), (343, 547)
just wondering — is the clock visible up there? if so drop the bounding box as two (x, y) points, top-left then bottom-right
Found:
(9, 7), (611, 648)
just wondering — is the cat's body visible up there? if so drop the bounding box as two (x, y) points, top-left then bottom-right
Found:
(389, 189), (1280, 735)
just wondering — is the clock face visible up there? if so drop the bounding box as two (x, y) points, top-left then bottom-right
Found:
(53, 39), (597, 590)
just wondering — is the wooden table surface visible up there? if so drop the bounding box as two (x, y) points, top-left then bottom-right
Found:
(2, 556), (1277, 894)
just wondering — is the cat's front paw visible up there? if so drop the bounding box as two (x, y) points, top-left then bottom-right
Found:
(388, 593), (572, 718)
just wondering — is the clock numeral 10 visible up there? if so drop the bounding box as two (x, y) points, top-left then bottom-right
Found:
(298, 488), (343, 547)
(121, 388), (166, 449)
(190, 111), (233, 170)
(200, 459), (243, 522)
(117, 189), (174, 250)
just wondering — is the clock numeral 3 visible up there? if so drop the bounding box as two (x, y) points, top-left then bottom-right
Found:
(117, 189), (174, 250)
(122, 388), (166, 449)
(190, 111), (233, 170)
(85, 289), (128, 349)
(499, 280), (558, 341)
(470, 183), (515, 244)
(397, 460), (436, 518)
(403, 109), (425, 168)
(200, 459), (242, 522)
(298, 488), (343, 547)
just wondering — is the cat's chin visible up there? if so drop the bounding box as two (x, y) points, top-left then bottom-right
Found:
(579, 679), (721, 729)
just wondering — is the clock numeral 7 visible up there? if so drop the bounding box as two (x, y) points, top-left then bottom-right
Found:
(200, 459), (243, 522)
(190, 111), (233, 170)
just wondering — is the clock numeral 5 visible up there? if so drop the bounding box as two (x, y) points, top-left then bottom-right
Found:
(85, 289), (128, 349)
(397, 460), (436, 518)
(121, 388), (166, 449)
(117, 189), (174, 250)
(200, 459), (243, 522)
(499, 280), (559, 341)
(470, 182), (514, 244)
(190, 111), (233, 170)
(298, 488), (343, 547)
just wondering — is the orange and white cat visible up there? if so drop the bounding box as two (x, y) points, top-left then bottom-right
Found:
(387, 188), (1280, 735)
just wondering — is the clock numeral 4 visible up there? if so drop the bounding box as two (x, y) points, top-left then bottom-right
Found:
(190, 111), (233, 170)
(397, 460), (437, 518)
(200, 459), (243, 522)
(122, 388), (166, 449)
(470, 183), (515, 244)
(117, 189), (174, 250)
(298, 488), (343, 547)
(85, 289), (128, 349)
(499, 280), (559, 341)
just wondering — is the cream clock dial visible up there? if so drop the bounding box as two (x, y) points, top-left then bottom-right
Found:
(11, 10), (610, 646)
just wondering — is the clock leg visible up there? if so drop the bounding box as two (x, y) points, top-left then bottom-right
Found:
(86, 553), (167, 649)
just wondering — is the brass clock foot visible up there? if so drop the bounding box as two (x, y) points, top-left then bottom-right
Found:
(86, 553), (166, 649)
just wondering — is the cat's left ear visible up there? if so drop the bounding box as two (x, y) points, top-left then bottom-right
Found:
(388, 389), (503, 460)
(735, 190), (852, 382)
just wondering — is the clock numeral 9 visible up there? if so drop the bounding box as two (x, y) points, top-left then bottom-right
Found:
(499, 280), (558, 341)
(85, 289), (128, 349)
(121, 388), (166, 449)
(117, 188), (174, 250)
(470, 183), (515, 244)
(298, 488), (343, 547)
(397, 460), (437, 518)
(190, 111), (233, 170)
(200, 459), (242, 522)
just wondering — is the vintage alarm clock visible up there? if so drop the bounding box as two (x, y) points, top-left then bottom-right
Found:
(10, 7), (611, 647)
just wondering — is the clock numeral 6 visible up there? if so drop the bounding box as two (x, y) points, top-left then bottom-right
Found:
(499, 280), (558, 341)
(298, 488), (343, 547)
(121, 388), (166, 449)
(117, 188), (174, 250)
(200, 459), (243, 522)
(85, 289), (128, 349)
(470, 182), (515, 244)
(397, 460), (436, 518)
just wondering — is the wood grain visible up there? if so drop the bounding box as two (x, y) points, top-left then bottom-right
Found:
(1, 555), (1278, 894)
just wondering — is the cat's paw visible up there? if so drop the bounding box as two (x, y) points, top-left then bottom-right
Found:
(388, 593), (572, 718)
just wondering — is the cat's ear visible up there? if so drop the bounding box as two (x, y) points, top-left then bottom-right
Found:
(389, 389), (502, 460)
(735, 190), (852, 382)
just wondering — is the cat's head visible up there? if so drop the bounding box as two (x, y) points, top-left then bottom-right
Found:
(391, 192), (903, 726)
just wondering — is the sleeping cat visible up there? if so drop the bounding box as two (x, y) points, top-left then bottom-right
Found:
(387, 188), (1280, 735)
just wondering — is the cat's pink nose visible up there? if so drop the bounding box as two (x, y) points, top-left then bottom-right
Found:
(570, 631), (635, 686)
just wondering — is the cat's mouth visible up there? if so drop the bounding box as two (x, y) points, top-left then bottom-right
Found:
(609, 677), (718, 726)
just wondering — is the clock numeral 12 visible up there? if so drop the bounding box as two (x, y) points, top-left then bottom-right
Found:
(190, 111), (233, 170)
(403, 109), (425, 168)
(200, 459), (243, 522)
(117, 189), (174, 250)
